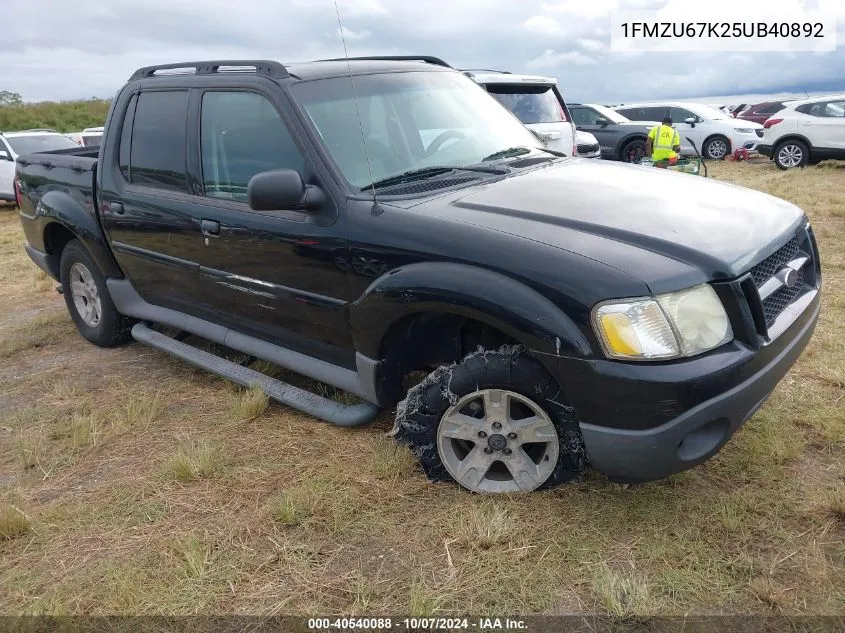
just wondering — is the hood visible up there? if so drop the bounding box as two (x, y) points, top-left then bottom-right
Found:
(618, 120), (660, 128)
(732, 120), (764, 129)
(709, 117), (763, 128)
(413, 159), (805, 292)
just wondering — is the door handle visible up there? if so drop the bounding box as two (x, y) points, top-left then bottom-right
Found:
(201, 219), (220, 237)
(109, 202), (124, 215)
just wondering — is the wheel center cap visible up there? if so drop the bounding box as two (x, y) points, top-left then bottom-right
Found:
(487, 433), (507, 451)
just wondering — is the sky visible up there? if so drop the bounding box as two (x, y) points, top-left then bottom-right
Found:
(1, 0), (844, 104)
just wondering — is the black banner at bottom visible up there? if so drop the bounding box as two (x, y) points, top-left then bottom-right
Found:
(0, 616), (843, 633)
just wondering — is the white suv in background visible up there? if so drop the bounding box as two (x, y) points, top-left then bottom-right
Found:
(758, 94), (845, 169)
(0, 129), (82, 203)
(464, 69), (578, 156)
(614, 102), (763, 159)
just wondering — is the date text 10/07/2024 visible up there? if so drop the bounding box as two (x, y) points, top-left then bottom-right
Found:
(306, 617), (528, 631)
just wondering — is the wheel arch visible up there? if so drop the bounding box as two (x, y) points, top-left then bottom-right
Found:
(37, 190), (123, 279)
(350, 262), (593, 404)
(772, 134), (813, 151)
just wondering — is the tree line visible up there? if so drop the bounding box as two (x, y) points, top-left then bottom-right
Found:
(0, 91), (110, 133)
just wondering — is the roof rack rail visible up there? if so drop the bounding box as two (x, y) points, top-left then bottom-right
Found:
(129, 60), (289, 81)
(319, 55), (452, 68)
(461, 68), (512, 75)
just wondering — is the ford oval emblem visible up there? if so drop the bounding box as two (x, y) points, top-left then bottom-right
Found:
(778, 267), (799, 288)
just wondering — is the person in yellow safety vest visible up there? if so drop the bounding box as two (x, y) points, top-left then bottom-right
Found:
(646, 115), (682, 164)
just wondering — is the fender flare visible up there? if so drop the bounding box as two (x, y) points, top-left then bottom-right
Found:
(38, 190), (123, 279)
(771, 134), (813, 151)
(349, 261), (592, 360)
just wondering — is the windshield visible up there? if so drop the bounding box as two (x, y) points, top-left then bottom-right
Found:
(6, 133), (81, 156)
(587, 103), (629, 124)
(485, 84), (567, 124)
(293, 71), (544, 189)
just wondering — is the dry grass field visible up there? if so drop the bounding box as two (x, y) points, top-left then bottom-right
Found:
(0, 161), (843, 616)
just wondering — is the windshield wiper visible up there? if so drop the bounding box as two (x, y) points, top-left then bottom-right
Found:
(481, 146), (533, 161)
(481, 145), (567, 162)
(362, 164), (507, 191)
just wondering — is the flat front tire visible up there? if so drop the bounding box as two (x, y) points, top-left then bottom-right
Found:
(60, 240), (132, 347)
(391, 345), (587, 493)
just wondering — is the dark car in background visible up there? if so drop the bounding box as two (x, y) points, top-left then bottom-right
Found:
(569, 103), (658, 162)
(736, 101), (790, 126)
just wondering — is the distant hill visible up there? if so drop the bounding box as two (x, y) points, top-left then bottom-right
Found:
(0, 95), (110, 133)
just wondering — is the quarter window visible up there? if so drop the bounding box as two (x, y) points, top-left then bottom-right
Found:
(129, 91), (189, 192)
(118, 94), (136, 181)
(200, 91), (304, 202)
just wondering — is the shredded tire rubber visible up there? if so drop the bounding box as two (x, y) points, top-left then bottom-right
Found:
(391, 344), (587, 490)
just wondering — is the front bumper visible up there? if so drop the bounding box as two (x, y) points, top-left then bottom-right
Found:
(734, 137), (759, 152)
(555, 290), (819, 482)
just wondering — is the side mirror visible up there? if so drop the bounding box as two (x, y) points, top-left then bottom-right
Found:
(247, 169), (324, 212)
(0, 150), (10, 161)
(595, 118), (609, 126)
(684, 117), (697, 128)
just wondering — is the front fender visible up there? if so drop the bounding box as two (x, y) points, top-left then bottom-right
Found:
(37, 190), (123, 279)
(350, 261), (592, 359)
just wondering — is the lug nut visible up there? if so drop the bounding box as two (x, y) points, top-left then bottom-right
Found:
(478, 431), (487, 438)
(503, 448), (512, 455)
(484, 447), (493, 454)
(492, 421), (502, 430)
(507, 432), (517, 439)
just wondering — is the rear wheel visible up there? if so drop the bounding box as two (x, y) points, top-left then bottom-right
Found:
(60, 240), (132, 347)
(703, 135), (730, 160)
(774, 140), (809, 170)
(391, 346), (587, 493)
(620, 138), (647, 163)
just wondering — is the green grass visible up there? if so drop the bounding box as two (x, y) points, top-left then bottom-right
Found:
(0, 97), (110, 133)
(0, 162), (843, 615)
(0, 506), (31, 540)
(229, 384), (269, 421)
(162, 440), (228, 482)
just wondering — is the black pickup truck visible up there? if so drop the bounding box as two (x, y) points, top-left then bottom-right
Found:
(16, 57), (821, 493)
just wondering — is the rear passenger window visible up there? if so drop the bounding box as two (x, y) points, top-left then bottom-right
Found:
(129, 91), (189, 192)
(200, 91), (304, 203)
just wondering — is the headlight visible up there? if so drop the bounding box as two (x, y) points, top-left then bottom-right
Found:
(734, 128), (754, 134)
(593, 284), (733, 361)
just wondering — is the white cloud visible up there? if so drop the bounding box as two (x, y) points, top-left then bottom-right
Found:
(576, 38), (606, 52)
(524, 16), (565, 36)
(541, 0), (620, 18)
(526, 49), (599, 68)
(337, 26), (371, 41)
(0, 0), (842, 106)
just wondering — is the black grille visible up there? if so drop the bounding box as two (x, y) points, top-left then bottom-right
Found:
(578, 143), (600, 154)
(749, 238), (800, 287)
(762, 269), (805, 326)
(379, 176), (477, 196)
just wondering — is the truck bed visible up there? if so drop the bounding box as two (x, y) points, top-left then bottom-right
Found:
(16, 145), (99, 215)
